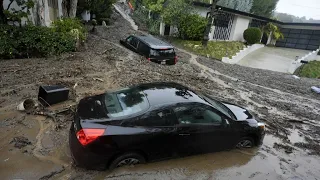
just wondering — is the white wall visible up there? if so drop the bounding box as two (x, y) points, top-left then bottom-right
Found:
(229, 15), (251, 42)
(194, 6), (210, 18)
(4, 0), (33, 25)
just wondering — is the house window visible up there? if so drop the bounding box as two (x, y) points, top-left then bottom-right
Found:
(48, 0), (58, 9)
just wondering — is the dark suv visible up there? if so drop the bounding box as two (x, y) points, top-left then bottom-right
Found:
(120, 35), (177, 65)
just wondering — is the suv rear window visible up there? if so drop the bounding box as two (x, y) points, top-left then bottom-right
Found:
(150, 49), (175, 57)
(104, 88), (149, 118)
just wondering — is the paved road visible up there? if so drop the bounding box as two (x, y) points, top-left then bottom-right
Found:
(238, 47), (310, 73)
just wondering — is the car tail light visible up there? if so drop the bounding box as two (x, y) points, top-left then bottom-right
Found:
(147, 57), (151, 61)
(76, 128), (105, 146)
(174, 56), (178, 64)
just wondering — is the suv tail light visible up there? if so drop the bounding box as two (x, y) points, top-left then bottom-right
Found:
(76, 128), (105, 146)
(174, 56), (178, 64)
(147, 57), (151, 61)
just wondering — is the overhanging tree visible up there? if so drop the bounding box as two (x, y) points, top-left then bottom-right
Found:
(217, 0), (253, 13)
(250, 0), (279, 17)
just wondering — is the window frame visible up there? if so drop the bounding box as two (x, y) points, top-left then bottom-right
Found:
(132, 106), (179, 127)
(173, 102), (228, 126)
(126, 36), (139, 49)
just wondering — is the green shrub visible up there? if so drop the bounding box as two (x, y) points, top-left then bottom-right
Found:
(178, 14), (207, 40)
(243, 27), (262, 44)
(0, 25), (76, 59)
(52, 18), (87, 41)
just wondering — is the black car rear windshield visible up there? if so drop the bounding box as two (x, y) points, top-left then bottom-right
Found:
(104, 88), (149, 118)
(150, 48), (175, 57)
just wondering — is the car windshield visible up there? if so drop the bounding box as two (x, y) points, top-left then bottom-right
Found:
(202, 95), (236, 120)
(104, 88), (149, 118)
(150, 49), (175, 57)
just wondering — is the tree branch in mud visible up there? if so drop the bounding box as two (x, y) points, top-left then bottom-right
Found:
(39, 166), (65, 180)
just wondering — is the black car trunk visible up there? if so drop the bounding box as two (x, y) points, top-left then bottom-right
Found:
(149, 48), (175, 62)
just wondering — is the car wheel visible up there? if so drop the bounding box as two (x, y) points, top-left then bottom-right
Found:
(236, 137), (254, 148)
(109, 152), (146, 169)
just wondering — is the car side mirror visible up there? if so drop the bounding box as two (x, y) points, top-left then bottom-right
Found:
(222, 119), (230, 127)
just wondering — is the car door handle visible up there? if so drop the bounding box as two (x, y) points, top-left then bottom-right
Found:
(179, 133), (190, 136)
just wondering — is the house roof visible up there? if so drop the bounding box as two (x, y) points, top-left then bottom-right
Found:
(192, 1), (320, 27)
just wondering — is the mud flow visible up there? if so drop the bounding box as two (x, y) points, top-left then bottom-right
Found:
(1, 2), (320, 180)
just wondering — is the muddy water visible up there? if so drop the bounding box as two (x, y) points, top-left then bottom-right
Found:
(1, 110), (320, 180)
(78, 134), (318, 180)
(0, 112), (65, 180)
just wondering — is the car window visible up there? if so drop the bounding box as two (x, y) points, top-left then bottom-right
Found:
(127, 37), (139, 48)
(150, 49), (175, 57)
(135, 109), (177, 127)
(138, 42), (150, 55)
(174, 105), (222, 125)
(104, 88), (149, 118)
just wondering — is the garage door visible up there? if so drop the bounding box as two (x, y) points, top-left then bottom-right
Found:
(276, 29), (320, 50)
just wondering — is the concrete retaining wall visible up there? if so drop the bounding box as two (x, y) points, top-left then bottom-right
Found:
(222, 44), (265, 64)
(288, 49), (320, 74)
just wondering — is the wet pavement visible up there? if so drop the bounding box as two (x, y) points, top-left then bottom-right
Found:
(1, 3), (320, 180)
(238, 47), (310, 73)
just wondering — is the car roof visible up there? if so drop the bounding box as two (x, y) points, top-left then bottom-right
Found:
(133, 35), (174, 49)
(134, 82), (207, 106)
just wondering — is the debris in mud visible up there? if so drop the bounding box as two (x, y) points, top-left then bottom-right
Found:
(273, 143), (295, 154)
(38, 85), (69, 106)
(93, 77), (104, 82)
(39, 166), (65, 180)
(10, 136), (31, 149)
(311, 86), (320, 94)
(294, 142), (320, 155)
(17, 99), (36, 111)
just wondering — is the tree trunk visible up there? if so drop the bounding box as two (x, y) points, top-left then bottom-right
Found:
(0, 0), (7, 24)
(69, 0), (78, 17)
(62, 0), (69, 17)
(202, 0), (218, 47)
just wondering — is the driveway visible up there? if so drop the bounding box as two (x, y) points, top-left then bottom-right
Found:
(237, 47), (310, 73)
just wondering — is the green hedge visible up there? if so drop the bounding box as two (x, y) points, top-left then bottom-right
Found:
(178, 14), (207, 41)
(52, 18), (87, 41)
(243, 27), (262, 45)
(0, 25), (76, 59)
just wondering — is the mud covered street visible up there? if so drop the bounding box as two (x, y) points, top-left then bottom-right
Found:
(1, 4), (320, 180)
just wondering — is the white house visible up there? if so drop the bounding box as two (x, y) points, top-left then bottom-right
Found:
(4, 0), (63, 26)
(160, 1), (320, 51)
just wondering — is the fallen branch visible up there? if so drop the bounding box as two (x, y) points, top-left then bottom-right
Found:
(93, 77), (104, 82)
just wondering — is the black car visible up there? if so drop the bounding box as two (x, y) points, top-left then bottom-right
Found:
(120, 35), (177, 65)
(69, 82), (265, 170)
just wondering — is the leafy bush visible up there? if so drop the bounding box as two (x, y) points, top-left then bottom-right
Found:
(0, 25), (76, 59)
(178, 14), (207, 40)
(243, 27), (262, 44)
(52, 18), (87, 41)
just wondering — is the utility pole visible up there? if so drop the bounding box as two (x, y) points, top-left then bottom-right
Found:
(202, 0), (218, 47)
